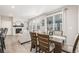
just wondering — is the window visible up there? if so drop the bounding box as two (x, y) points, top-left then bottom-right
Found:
(47, 16), (53, 32)
(54, 14), (62, 31)
(41, 20), (45, 26)
(47, 12), (62, 34)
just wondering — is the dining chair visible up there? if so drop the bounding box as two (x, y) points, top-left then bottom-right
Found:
(38, 33), (55, 53)
(62, 34), (79, 53)
(30, 32), (38, 52)
(0, 33), (4, 53)
(53, 31), (65, 44)
(1, 28), (8, 49)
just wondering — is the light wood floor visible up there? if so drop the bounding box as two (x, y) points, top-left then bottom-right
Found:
(5, 35), (32, 53)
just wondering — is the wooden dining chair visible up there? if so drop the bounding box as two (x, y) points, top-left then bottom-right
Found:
(30, 32), (38, 52)
(38, 33), (55, 53)
(62, 34), (79, 53)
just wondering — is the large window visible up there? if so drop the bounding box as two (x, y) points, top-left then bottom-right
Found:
(47, 16), (53, 32)
(47, 12), (62, 34)
(54, 14), (62, 31)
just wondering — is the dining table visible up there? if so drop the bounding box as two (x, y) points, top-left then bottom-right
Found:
(49, 35), (66, 53)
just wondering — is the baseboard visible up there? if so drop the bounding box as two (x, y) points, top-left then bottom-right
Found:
(20, 40), (31, 45)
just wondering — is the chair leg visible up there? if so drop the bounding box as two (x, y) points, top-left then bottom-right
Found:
(39, 48), (41, 53)
(36, 46), (37, 52)
(30, 44), (35, 52)
(30, 47), (32, 51)
(3, 40), (6, 49)
(30, 43), (32, 51)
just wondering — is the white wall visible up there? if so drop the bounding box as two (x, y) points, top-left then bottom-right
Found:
(78, 6), (79, 33)
(63, 6), (78, 45)
(77, 6), (79, 52)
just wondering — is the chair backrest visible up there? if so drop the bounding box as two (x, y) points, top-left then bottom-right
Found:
(53, 31), (63, 36)
(1, 28), (8, 38)
(30, 32), (37, 45)
(0, 33), (4, 53)
(4, 28), (8, 34)
(38, 33), (49, 52)
(72, 34), (79, 53)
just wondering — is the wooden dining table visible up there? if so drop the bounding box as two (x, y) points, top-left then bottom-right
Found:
(49, 35), (66, 53)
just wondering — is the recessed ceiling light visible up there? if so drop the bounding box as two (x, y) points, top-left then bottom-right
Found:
(11, 6), (15, 8)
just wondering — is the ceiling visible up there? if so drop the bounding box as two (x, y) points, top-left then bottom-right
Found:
(0, 5), (64, 18)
